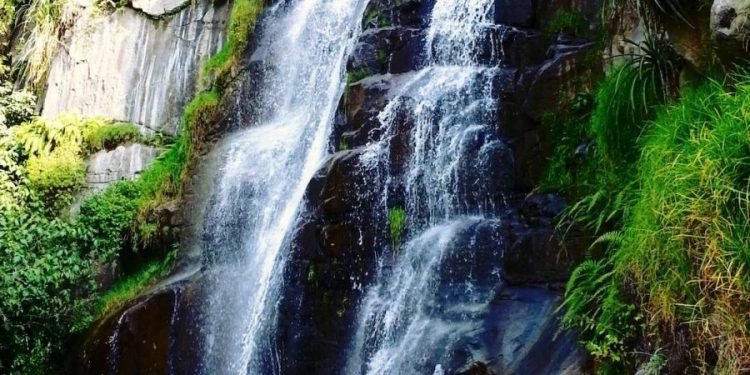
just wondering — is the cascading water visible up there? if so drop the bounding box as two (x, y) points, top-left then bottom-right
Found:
(195, 0), (367, 373)
(348, 0), (513, 373)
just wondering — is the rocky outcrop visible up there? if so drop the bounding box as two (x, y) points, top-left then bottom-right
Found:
(132, 0), (190, 17)
(85, 143), (160, 191)
(68, 278), (203, 375)
(711, 0), (750, 60)
(70, 0), (601, 373)
(43, 0), (228, 136)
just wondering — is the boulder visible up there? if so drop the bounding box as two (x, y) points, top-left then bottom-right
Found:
(131, 0), (189, 17)
(711, 0), (750, 60)
(68, 280), (203, 375)
(85, 143), (160, 191)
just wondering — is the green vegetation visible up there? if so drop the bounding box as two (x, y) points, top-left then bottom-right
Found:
(16, 0), (68, 91)
(549, 39), (750, 371)
(0, 83), (35, 127)
(388, 206), (407, 249)
(202, 0), (264, 89)
(0, 112), (175, 372)
(546, 11), (589, 37)
(0, 0), (266, 371)
(363, 7), (390, 29)
(347, 67), (371, 84)
(85, 122), (141, 151)
(93, 248), (177, 323)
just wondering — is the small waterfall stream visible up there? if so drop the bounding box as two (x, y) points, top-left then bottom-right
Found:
(195, 0), (367, 373)
(348, 0), (510, 373)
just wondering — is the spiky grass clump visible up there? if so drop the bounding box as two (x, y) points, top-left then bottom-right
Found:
(17, 0), (70, 91)
(563, 79), (750, 372)
(613, 81), (750, 372)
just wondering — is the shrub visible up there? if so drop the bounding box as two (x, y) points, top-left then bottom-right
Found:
(0, 83), (36, 127)
(0, 207), (93, 374)
(562, 79), (750, 372)
(25, 145), (85, 211)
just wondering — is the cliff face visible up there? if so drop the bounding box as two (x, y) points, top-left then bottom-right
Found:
(43, 0), (227, 136)
(40, 0), (228, 198)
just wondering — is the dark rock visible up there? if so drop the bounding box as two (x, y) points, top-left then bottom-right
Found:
(523, 42), (597, 121)
(68, 280), (202, 375)
(483, 287), (588, 374)
(521, 193), (567, 219)
(494, 0), (535, 27)
(276, 148), (387, 375)
(348, 27), (426, 76)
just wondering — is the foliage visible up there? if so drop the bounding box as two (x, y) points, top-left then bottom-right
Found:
(0, 82), (36, 127)
(612, 82), (750, 372)
(0, 0), (268, 371)
(363, 7), (389, 29)
(591, 35), (681, 163)
(85, 122), (141, 151)
(0, 204), (94, 374)
(388, 206), (407, 249)
(546, 11), (589, 37)
(347, 67), (371, 84)
(561, 257), (640, 364)
(16, 0), (69, 91)
(93, 247), (177, 321)
(559, 73), (750, 372)
(25, 145), (85, 211)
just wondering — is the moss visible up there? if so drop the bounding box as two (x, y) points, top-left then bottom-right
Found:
(362, 7), (390, 29)
(546, 10), (588, 37)
(91, 247), (177, 323)
(347, 67), (371, 84)
(202, 0), (264, 89)
(388, 206), (407, 249)
(85, 122), (141, 151)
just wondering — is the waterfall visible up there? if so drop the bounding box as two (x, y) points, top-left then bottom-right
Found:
(195, 0), (367, 373)
(348, 0), (511, 373)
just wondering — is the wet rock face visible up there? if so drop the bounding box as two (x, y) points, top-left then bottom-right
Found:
(69, 280), (203, 375)
(43, 0), (229, 136)
(85, 144), (161, 191)
(277, 0), (599, 372)
(278, 148), (387, 374)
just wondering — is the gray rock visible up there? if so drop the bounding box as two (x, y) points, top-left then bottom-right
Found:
(711, 0), (750, 58)
(131, 0), (189, 17)
(42, 0), (229, 135)
(86, 143), (160, 190)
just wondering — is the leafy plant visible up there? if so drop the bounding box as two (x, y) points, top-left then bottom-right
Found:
(0, 82), (36, 127)
(388, 206), (407, 249)
(347, 67), (371, 84)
